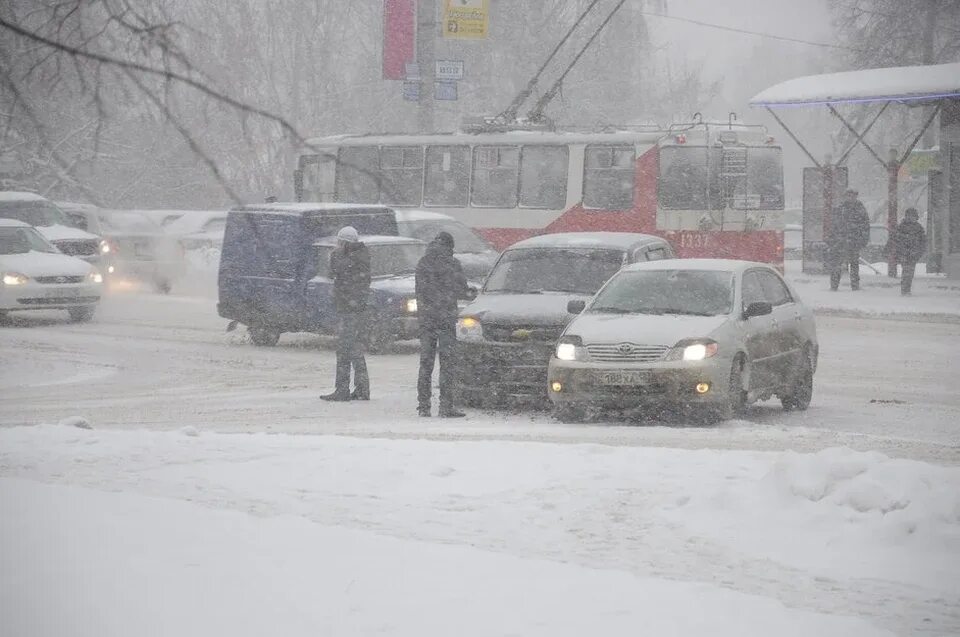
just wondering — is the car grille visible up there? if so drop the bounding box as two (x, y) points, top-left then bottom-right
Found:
(482, 323), (564, 343)
(53, 239), (99, 257)
(586, 343), (670, 362)
(36, 276), (85, 284)
(18, 296), (99, 305)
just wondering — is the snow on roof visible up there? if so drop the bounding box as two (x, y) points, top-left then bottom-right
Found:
(509, 232), (665, 251)
(0, 218), (30, 228)
(394, 209), (455, 222)
(750, 62), (960, 107)
(0, 191), (47, 202)
(624, 258), (763, 273)
(233, 202), (394, 215)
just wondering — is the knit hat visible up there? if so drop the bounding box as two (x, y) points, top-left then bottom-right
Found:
(435, 231), (455, 249)
(337, 226), (359, 243)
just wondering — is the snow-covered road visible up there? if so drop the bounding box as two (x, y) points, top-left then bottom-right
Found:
(1, 290), (958, 463)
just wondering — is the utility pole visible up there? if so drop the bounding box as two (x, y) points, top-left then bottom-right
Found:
(416, 0), (436, 133)
(922, 0), (938, 148)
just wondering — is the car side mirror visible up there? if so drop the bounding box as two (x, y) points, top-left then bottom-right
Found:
(743, 301), (773, 319)
(465, 286), (479, 300)
(567, 299), (586, 314)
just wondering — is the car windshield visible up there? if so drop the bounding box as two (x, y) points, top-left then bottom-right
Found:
(590, 269), (734, 316)
(484, 248), (625, 295)
(99, 213), (160, 233)
(399, 219), (492, 254)
(0, 200), (72, 227)
(314, 242), (425, 278)
(0, 226), (58, 254)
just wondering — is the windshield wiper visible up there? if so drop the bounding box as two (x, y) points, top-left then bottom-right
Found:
(488, 288), (541, 294)
(646, 308), (717, 316)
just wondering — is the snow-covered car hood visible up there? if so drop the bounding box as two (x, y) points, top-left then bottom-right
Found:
(455, 251), (498, 281)
(36, 224), (100, 242)
(461, 292), (591, 327)
(0, 250), (94, 277)
(565, 312), (731, 347)
(370, 274), (416, 296)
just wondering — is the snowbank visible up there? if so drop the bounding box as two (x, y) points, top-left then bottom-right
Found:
(0, 425), (956, 634)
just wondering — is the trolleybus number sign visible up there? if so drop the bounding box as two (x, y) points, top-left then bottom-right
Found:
(435, 60), (464, 81)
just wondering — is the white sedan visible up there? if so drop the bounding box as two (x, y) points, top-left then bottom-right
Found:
(0, 219), (103, 322)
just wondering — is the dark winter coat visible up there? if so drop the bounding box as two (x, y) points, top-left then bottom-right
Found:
(415, 239), (469, 327)
(894, 219), (926, 264)
(330, 242), (371, 314)
(827, 199), (870, 258)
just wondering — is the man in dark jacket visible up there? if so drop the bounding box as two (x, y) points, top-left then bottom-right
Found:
(894, 208), (926, 296)
(826, 188), (871, 291)
(321, 226), (371, 401)
(415, 231), (470, 417)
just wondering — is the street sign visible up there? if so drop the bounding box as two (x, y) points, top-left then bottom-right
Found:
(435, 60), (464, 81)
(402, 81), (420, 101)
(435, 80), (458, 101)
(442, 0), (488, 40)
(404, 62), (420, 80)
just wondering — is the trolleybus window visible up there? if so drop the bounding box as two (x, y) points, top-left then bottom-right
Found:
(424, 146), (470, 207)
(300, 153), (336, 201)
(519, 145), (568, 209)
(336, 146), (379, 204)
(471, 146), (519, 207)
(380, 146), (424, 206)
(583, 145), (635, 210)
(658, 146), (720, 210)
(746, 147), (784, 209)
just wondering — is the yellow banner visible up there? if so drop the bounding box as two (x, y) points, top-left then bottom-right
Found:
(442, 0), (489, 40)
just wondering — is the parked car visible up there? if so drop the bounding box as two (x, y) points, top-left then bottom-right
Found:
(0, 192), (104, 267)
(454, 232), (676, 406)
(548, 259), (818, 423)
(0, 219), (103, 322)
(164, 210), (229, 251)
(395, 210), (499, 282)
(217, 203), (407, 347)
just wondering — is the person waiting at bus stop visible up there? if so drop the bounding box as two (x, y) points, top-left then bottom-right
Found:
(893, 208), (926, 296)
(321, 226), (371, 402)
(415, 231), (471, 418)
(826, 188), (870, 291)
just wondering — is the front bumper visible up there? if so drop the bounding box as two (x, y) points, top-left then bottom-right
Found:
(547, 357), (732, 408)
(456, 340), (555, 397)
(0, 281), (102, 311)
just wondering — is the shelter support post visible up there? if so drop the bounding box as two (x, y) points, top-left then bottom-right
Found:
(836, 102), (889, 165)
(765, 107), (820, 168)
(828, 105), (887, 169)
(887, 150), (899, 277)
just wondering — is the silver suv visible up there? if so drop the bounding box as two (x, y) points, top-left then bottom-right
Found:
(548, 259), (818, 422)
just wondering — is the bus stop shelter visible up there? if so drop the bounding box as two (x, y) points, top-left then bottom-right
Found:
(749, 62), (960, 279)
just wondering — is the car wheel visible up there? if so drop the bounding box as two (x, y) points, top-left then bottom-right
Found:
(154, 279), (172, 294)
(249, 326), (281, 347)
(0, 310), (9, 324)
(68, 305), (96, 323)
(553, 403), (588, 423)
(724, 357), (747, 419)
(781, 350), (814, 411)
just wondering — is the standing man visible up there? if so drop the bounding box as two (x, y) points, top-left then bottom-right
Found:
(321, 226), (371, 401)
(894, 208), (926, 296)
(827, 188), (871, 291)
(415, 231), (470, 417)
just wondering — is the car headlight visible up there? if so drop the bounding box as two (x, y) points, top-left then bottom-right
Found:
(457, 316), (483, 342)
(89, 271), (104, 284)
(2, 272), (28, 285)
(100, 240), (111, 254)
(404, 298), (418, 314)
(555, 335), (586, 361)
(666, 340), (719, 361)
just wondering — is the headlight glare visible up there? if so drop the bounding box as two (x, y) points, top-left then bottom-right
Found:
(682, 342), (718, 361)
(89, 271), (104, 284)
(556, 343), (578, 361)
(456, 316), (483, 342)
(405, 298), (418, 313)
(100, 240), (111, 254)
(2, 272), (28, 285)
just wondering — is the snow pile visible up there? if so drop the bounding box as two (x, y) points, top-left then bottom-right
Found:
(0, 426), (956, 634)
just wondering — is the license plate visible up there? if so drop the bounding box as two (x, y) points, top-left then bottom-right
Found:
(47, 288), (80, 298)
(595, 370), (650, 386)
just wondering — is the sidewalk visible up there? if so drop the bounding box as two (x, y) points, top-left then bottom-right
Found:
(785, 260), (960, 321)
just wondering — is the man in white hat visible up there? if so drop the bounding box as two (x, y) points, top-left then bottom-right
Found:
(321, 226), (371, 401)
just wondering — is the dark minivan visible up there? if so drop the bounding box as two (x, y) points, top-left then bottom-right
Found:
(218, 203), (410, 346)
